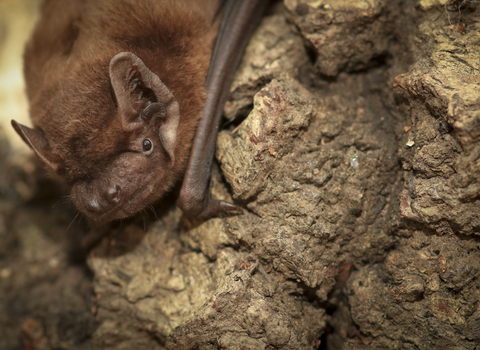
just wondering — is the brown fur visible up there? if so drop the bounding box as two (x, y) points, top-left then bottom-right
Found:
(21, 0), (220, 222)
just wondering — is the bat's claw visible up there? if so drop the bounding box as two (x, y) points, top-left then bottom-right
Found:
(177, 194), (243, 220)
(218, 200), (243, 216)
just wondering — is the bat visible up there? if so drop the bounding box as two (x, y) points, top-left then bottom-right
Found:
(12, 0), (268, 245)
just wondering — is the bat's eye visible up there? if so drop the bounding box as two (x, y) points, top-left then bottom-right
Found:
(142, 139), (153, 154)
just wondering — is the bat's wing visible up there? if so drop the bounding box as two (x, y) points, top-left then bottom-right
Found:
(177, 0), (269, 219)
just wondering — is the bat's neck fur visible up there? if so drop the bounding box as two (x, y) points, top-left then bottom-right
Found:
(25, 0), (219, 184)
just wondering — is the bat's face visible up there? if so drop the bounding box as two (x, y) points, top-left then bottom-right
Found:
(69, 102), (177, 222)
(13, 52), (183, 224)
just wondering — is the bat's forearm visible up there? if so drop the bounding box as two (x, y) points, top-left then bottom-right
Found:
(177, 0), (269, 219)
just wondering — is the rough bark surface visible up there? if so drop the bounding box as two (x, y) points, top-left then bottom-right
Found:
(1, 0), (480, 349)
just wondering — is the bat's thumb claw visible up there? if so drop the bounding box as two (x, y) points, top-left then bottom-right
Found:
(218, 200), (243, 215)
(177, 194), (243, 220)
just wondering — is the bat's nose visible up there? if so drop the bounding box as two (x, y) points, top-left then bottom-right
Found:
(85, 185), (121, 214)
(107, 185), (121, 204)
(85, 198), (105, 213)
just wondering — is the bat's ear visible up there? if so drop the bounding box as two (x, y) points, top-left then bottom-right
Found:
(11, 120), (62, 173)
(109, 52), (180, 164)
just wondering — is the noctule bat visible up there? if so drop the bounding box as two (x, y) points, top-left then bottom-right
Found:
(12, 0), (268, 241)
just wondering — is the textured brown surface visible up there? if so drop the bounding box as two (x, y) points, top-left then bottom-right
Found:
(1, 0), (480, 349)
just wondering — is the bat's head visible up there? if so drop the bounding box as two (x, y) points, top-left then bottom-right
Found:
(12, 52), (185, 224)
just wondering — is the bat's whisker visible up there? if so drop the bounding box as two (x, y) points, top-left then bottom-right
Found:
(66, 211), (81, 233)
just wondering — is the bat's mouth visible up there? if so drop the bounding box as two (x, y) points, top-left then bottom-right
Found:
(71, 180), (161, 224)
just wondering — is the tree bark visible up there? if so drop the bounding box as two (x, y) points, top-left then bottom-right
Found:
(1, 0), (479, 349)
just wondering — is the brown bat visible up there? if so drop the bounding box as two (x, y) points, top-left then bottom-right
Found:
(12, 0), (268, 243)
